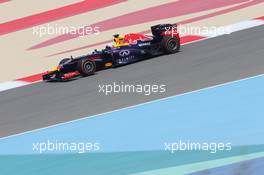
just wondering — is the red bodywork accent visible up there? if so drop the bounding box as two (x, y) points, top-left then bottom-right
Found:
(124, 33), (153, 44)
(123, 28), (180, 45)
(62, 71), (80, 80)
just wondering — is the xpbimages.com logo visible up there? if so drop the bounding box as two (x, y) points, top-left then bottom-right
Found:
(32, 140), (100, 154)
(164, 24), (231, 36)
(32, 23), (100, 37)
(164, 140), (232, 154)
(98, 82), (166, 96)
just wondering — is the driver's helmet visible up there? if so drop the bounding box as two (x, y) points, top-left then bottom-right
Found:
(113, 34), (125, 45)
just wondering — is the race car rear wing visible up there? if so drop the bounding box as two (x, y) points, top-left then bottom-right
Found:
(151, 24), (177, 36)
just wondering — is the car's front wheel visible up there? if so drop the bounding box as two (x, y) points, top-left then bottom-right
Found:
(77, 59), (96, 76)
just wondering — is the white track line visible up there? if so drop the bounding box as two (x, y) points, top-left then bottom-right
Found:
(199, 19), (264, 38)
(0, 81), (30, 92)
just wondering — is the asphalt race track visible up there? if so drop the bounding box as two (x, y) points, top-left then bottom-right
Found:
(0, 25), (264, 137)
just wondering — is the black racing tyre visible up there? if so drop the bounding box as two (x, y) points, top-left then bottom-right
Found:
(77, 59), (96, 76)
(162, 36), (180, 54)
(59, 58), (71, 65)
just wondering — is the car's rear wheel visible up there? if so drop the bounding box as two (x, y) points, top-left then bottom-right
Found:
(162, 36), (180, 54)
(77, 59), (96, 76)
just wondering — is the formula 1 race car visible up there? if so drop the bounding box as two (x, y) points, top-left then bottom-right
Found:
(42, 24), (180, 81)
